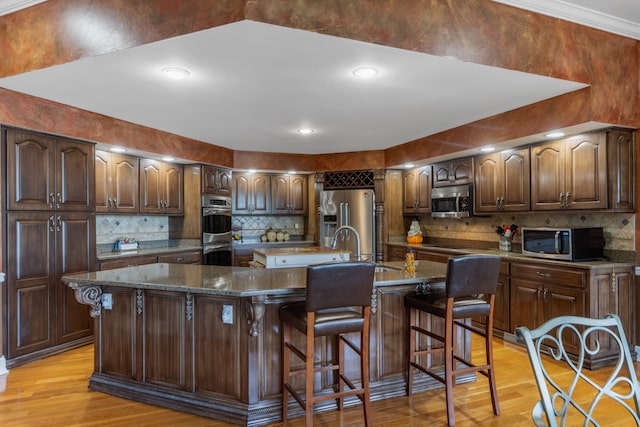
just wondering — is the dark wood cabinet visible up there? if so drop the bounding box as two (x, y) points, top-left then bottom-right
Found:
(202, 165), (232, 196)
(231, 172), (271, 215)
(95, 150), (139, 213)
(271, 174), (308, 214)
(4, 127), (96, 365)
(531, 133), (607, 210)
(403, 166), (431, 214)
(432, 157), (473, 187)
(6, 211), (95, 360)
(99, 250), (202, 270)
(474, 148), (530, 213)
(607, 129), (635, 212)
(6, 128), (94, 212)
(140, 159), (184, 214)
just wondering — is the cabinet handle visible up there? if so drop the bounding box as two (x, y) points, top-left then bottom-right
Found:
(500, 196), (505, 209)
(177, 256), (184, 262)
(56, 192), (62, 209)
(565, 192), (571, 207)
(536, 271), (551, 278)
(611, 275), (616, 294)
(543, 288), (549, 300)
(56, 216), (61, 232)
(49, 193), (55, 209)
(537, 288), (542, 297)
(49, 215), (55, 232)
(559, 192), (565, 207)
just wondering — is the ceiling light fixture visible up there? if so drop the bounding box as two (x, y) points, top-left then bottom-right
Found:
(162, 156), (175, 162)
(404, 163), (415, 169)
(352, 67), (379, 78)
(479, 146), (495, 152)
(110, 147), (126, 153)
(297, 128), (315, 135)
(545, 131), (565, 138)
(161, 67), (190, 80)
(247, 169), (256, 174)
(287, 170), (297, 175)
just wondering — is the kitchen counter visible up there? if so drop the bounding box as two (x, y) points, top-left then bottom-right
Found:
(387, 242), (636, 269)
(63, 261), (452, 426)
(97, 241), (202, 261)
(252, 245), (351, 268)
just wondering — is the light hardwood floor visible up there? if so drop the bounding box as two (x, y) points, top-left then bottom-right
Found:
(0, 336), (638, 426)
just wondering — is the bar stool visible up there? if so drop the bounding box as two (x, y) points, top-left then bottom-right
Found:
(405, 254), (501, 427)
(279, 261), (376, 426)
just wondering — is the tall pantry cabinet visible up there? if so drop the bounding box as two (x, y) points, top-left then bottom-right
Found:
(3, 128), (96, 365)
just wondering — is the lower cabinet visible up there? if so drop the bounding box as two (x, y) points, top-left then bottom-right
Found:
(99, 250), (202, 270)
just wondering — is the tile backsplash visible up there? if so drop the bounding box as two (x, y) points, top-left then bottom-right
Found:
(232, 216), (305, 240)
(407, 212), (635, 252)
(96, 215), (168, 244)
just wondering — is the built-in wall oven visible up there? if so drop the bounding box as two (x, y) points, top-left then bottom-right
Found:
(202, 195), (232, 266)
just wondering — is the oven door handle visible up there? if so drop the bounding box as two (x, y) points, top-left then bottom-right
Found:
(203, 244), (232, 255)
(203, 207), (231, 216)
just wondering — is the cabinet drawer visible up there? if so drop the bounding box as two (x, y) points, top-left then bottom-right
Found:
(158, 251), (202, 264)
(415, 250), (451, 264)
(386, 245), (406, 261)
(511, 263), (585, 288)
(100, 255), (158, 270)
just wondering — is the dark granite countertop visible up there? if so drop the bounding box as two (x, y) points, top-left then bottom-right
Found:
(63, 261), (446, 297)
(387, 241), (636, 269)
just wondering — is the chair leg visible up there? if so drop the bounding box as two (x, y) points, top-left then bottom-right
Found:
(282, 322), (291, 425)
(444, 308), (455, 427)
(304, 318), (316, 427)
(407, 307), (416, 395)
(362, 308), (372, 427)
(485, 313), (500, 416)
(338, 334), (345, 410)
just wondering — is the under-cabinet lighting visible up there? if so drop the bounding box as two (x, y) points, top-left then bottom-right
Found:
(162, 156), (175, 162)
(545, 131), (565, 138)
(110, 147), (126, 153)
(479, 146), (495, 152)
(247, 169), (256, 173)
(403, 163), (415, 169)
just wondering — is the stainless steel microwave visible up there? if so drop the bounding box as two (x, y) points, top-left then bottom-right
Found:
(521, 227), (605, 261)
(431, 185), (472, 218)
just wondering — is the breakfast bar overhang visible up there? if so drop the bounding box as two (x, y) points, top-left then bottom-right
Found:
(63, 261), (474, 426)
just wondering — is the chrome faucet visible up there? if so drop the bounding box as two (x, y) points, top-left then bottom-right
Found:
(330, 225), (361, 261)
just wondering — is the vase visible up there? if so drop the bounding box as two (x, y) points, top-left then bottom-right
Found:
(499, 236), (512, 252)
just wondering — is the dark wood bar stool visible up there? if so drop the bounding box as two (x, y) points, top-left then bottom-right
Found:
(279, 261), (376, 426)
(405, 254), (501, 427)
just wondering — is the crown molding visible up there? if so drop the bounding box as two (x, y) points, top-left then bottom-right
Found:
(0, 0), (46, 16)
(494, 0), (640, 40)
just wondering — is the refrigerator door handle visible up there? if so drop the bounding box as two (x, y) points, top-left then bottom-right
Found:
(344, 203), (350, 228)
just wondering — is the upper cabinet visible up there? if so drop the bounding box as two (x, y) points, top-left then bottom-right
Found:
(531, 134), (607, 210)
(432, 157), (473, 187)
(232, 172), (271, 215)
(202, 165), (232, 196)
(271, 174), (308, 215)
(6, 128), (94, 212)
(139, 159), (184, 215)
(607, 129), (635, 212)
(95, 150), (139, 214)
(475, 147), (530, 213)
(403, 166), (432, 214)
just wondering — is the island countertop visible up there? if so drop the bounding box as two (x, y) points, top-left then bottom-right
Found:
(63, 261), (446, 297)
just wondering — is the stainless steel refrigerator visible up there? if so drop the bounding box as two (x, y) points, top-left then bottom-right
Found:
(319, 189), (375, 261)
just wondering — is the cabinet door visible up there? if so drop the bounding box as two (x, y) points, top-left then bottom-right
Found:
(509, 279), (543, 332)
(139, 159), (163, 213)
(112, 154), (139, 213)
(231, 173), (251, 214)
(403, 166), (431, 214)
(474, 153), (500, 212)
(56, 213), (95, 344)
(564, 133), (606, 209)
(202, 165), (232, 196)
(95, 150), (111, 213)
(251, 173), (271, 215)
(6, 129), (56, 211)
(531, 140), (564, 210)
(403, 168), (418, 213)
(270, 175), (290, 214)
(544, 284), (585, 355)
(217, 168), (232, 196)
(55, 138), (94, 211)
(502, 148), (530, 211)
(6, 212), (56, 358)
(432, 162), (452, 188)
(163, 163), (183, 214)
(607, 129), (635, 212)
(450, 158), (473, 184)
(288, 174), (308, 214)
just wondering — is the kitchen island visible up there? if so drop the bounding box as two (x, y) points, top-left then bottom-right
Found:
(63, 261), (460, 426)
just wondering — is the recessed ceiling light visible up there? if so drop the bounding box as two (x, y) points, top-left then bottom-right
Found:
(404, 163), (415, 169)
(545, 131), (565, 138)
(297, 128), (315, 135)
(479, 146), (495, 152)
(352, 67), (379, 78)
(162, 156), (175, 162)
(161, 67), (190, 80)
(110, 147), (126, 153)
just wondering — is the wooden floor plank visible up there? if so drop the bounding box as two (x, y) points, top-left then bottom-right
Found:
(0, 337), (637, 426)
